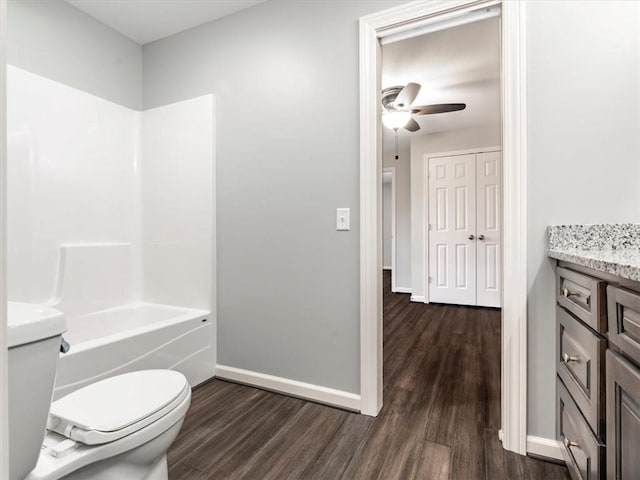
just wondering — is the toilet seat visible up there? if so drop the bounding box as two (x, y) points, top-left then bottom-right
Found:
(47, 370), (189, 445)
(26, 370), (191, 480)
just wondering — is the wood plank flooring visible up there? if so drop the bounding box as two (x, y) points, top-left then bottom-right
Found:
(168, 271), (569, 479)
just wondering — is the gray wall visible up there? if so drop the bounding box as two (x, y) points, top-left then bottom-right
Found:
(527, 0), (640, 438)
(144, 0), (405, 393)
(7, 0), (142, 110)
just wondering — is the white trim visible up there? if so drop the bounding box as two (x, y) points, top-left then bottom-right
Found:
(500, 0), (528, 456)
(215, 364), (361, 411)
(362, 0), (501, 37)
(526, 436), (563, 461)
(422, 146), (501, 304)
(359, 0), (528, 454)
(383, 266), (392, 270)
(0, 1), (8, 476)
(383, 166), (397, 291)
(359, 14), (383, 417)
(427, 146), (501, 159)
(393, 287), (412, 294)
(423, 154), (430, 303)
(410, 295), (425, 303)
(379, 4), (501, 45)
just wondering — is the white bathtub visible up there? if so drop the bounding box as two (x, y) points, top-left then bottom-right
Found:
(53, 302), (215, 400)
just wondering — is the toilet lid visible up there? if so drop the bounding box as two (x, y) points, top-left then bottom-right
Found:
(47, 370), (189, 445)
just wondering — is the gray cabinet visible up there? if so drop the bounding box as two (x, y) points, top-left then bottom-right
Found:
(606, 286), (640, 480)
(558, 267), (607, 333)
(555, 263), (640, 480)
(558, 379), (605, 480)
(607, 286), (640, 365)
(556, 266), (607, 480)
(606, 350), (640, 480)
(557, 306), (607, 437)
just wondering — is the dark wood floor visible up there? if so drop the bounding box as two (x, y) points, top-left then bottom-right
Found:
(168, 271), (569, 479)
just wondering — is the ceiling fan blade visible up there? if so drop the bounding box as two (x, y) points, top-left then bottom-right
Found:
(394, 83), (421, 109)
(411, 103), (466, 115)
(404, 118), (420, 132)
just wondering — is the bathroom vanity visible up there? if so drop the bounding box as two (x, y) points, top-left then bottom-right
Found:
(548, 224), (640, 480)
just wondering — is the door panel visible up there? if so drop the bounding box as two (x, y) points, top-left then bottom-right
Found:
(476, 151), (502, 307)
(606, 350), (640, 480)
(428, 154), (477, 305)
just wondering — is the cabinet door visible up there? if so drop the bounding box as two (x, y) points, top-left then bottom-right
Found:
(428, 154), (477, 305)
(608, 286), (640, 365)
(476, 151), (501, 307)
(606, 350), (640, 480)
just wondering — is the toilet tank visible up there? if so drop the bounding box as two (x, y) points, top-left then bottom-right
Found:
(7, 303), (66, 480)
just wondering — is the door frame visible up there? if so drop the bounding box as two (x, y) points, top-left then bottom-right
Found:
(0, 0), (8, 476)
(359, 0), (528, 455)
(423, 146), (501, 304)
(382, 167), (397, 291)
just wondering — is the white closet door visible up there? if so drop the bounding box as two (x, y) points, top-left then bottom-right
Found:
(428, 154), (477, 305)
(476, 151), (502, 307)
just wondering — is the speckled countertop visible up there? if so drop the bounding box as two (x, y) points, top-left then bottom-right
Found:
(547, 224), (640, 282)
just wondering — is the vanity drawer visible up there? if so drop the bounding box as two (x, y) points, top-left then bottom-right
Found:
(557, 378), (605, 480)
(607, 286), (640, 366)
(557, 267), (607, 333)
(557, 306), (607, 438)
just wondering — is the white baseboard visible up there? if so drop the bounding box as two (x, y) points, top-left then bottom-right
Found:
(393, 286), (412, 294)
(410, 295), (425, 302)
(215, 364), (361, 411)
(526, 435), (563, 461)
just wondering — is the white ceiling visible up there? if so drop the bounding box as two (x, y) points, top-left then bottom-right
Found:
(381, 16), (500, 152)
(65, 0), (267, 44)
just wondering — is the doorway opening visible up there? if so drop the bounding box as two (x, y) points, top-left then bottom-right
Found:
(382, 167), (398, 291)
(378, 7), (504, 469)
(362, 0), (528, 456)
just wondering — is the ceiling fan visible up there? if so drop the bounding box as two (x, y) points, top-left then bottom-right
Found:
(381, 82), (466, 133)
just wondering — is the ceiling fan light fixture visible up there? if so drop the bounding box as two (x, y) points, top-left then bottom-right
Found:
(382, 110), (411, 130)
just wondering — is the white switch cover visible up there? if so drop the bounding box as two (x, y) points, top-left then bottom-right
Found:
(336, 208), (350, 231)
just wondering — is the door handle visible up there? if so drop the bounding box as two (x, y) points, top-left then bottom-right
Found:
(478, 235), (485, 240)
(468, 235), (475, 240)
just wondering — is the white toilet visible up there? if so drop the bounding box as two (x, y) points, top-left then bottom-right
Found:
(8, 302), (191, 480)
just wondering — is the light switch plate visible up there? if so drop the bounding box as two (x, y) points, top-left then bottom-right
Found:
(336, 208), (350, 231)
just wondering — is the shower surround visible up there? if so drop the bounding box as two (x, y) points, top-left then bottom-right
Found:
(7, 66), (216, 392)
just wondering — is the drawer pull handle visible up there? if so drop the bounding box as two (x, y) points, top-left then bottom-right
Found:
(563, 437), (579, 449)
(562, 353), (580, 363)
(562, 287), (591, 307)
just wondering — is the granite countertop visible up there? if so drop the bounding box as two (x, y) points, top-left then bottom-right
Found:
(547, 224), (640, 282)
